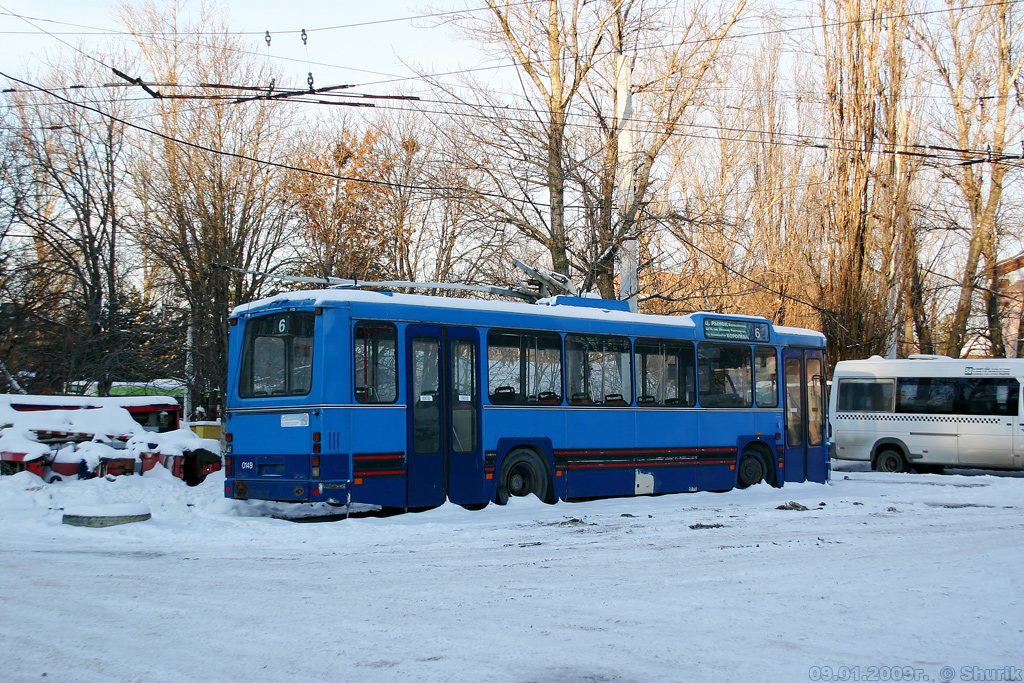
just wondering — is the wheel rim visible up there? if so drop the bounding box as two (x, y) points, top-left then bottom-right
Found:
(878, 453), (900, 472)
(739, 455), (764, 486)
(508, 463), (535, 496)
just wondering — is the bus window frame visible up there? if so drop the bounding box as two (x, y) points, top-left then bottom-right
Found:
(696, 342), (753, 409)
(239, 312), (315, 399)
(353, 320), (399, 405)
(486, 329), (564, 405)
(565, 333), (633, 406)
(836, 378), (896, 412)
(754, 346), (779, 408)
(633, 338), (696, 407)
(957, 377), (1020, 417)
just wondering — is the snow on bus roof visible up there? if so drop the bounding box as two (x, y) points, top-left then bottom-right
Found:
(774, 324), (827, 341)
(232, 287), (663, 323)
(232, 288), (826, 340)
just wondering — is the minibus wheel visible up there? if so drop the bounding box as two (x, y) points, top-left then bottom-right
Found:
(874, 448), (909, 473)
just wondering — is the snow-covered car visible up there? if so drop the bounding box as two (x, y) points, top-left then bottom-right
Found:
(0, 394), (221, 485)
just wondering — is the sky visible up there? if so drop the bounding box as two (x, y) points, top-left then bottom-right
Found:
(0, 0), (491, 92)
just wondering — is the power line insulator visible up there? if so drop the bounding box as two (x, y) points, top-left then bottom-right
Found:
(301, 28), (308, 46)
(265, 30), (271, 47)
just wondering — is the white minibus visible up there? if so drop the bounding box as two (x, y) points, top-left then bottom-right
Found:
(829, 355), (1024, 472)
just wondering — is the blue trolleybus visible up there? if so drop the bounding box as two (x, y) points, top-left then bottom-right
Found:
(223, 289), (828, 508)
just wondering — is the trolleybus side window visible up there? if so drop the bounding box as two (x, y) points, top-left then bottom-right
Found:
(450, 339), (477, 454)
(785, 357), (803, 446)
(450, 339), (478, 453)
(411, 337), (441, 452)
(487, 330), (562, 404)
(239, 313), (315, 398)
(754, 346), (779, 408)
(697, 343), (752, 408)
(806, 357), (824, 446)
(634, 339), (695, 407)
(566, 334), (632, 406)
(353, 321), (398, 404)
(836, 378), (895, 412)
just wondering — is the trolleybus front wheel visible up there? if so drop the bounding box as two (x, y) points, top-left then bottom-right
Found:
(496, 448), (552, 504)
(874, 448), (909, 473)
(737, 451), (766, 488)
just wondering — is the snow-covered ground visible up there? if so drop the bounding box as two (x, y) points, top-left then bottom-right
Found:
(1, 462), (1022, 683)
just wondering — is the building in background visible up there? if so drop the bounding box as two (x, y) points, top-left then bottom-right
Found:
(996, 253), (1024, 358)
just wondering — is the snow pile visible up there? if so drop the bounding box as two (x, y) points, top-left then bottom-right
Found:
(0, 399), (218, 477)
(125, 428), (220, 459)
(0, 427), (51, 460)
(0, 463), (1022, 683)
(0, 393), (179, 425)
(2, 404), (142, 440)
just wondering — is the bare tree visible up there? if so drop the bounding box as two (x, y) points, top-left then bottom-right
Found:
(441, 0), (616, 278)
(285, 123), (397, 281)
(914, 0), (1024, 357)
(1, 54), (143, 393)
(810, 0), (922, 362)
(118, 0), (298, 412)
(576, 0), (747, 299)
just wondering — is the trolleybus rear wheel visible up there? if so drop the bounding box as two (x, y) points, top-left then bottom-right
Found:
(496, 448), (551, 504)
(875, 448), (909, 473)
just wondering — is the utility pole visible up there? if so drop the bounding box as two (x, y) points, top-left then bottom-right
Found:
(613, 13), (638, 313)
(184, 324), (194, 422)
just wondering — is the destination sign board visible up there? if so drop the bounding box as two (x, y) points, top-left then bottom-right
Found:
(964, 366), (1012, 377)
(703, 318), (770, 343)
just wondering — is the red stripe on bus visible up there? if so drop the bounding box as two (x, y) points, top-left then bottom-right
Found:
(568, 459), (734, 470)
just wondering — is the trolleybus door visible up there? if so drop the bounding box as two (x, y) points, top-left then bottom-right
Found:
(446, 329), (482, 505)
(782, 348), (828, 483)
(405, 325), (481, 507)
